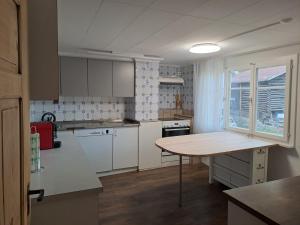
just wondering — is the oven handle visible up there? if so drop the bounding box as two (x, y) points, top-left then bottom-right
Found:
(164, 127), (190, 132)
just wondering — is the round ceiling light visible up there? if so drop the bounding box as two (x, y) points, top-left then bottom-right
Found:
(189, 43), (221, 54)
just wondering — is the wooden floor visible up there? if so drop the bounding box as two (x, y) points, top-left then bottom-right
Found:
(99, 164), (228, 225)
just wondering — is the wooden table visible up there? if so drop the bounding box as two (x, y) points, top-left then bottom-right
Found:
(224, 176), (300, 225)
(155, 131), (275, 207)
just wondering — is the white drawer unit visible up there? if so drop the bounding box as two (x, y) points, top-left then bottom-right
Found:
(211, 147), (269, 188)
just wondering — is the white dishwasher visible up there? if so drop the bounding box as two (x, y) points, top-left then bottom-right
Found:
(74, 128), (113, 173)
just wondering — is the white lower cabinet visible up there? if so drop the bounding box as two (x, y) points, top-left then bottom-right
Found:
(138, 121), (162, 170)
(113, 127), (138, 170)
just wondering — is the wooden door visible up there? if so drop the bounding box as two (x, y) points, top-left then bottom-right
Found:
(0, 1), (30, 225)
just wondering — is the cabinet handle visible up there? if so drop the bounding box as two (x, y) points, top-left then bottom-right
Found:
(256, 179), (263, 184)
(89, 132), (101, 135)
(27, 186), (44, 215)
(257, 149), (265, 154)
(256, 164), (265, 169)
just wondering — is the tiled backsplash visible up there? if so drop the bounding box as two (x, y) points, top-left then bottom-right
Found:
(159, 64), (193, 111)
(30, 97), (128, 122)
(126, 60), (160, 121)
(181, 65), (193, 111)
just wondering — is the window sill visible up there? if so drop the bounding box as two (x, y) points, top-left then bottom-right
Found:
(225, 128), (295, 149)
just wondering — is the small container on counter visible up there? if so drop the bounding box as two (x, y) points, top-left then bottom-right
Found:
(31, 126), (41, 173)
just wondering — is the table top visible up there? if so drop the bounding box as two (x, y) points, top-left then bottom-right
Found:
(31, 131), (102, 198)
(224, 176), (300, 225)
(155, 131), (275, 156)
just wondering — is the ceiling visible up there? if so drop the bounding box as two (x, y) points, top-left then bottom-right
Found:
(58, 0), (300, 64)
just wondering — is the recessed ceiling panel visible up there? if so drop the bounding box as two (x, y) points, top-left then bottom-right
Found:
(109, 0), (157, 7)
(82, 1), (145, 50)
(223, 0), (300, 25)
(58, 0), (102, 48)
(132, 16), (212, 52)
(106, 9), (180, 52)
(188, 0), (261, 20)
(150, 0), (209, 14)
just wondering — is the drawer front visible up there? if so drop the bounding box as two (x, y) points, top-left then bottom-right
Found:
(230, 157), (250, 178)
(213, 164), (231, 183)
(162, 155), (179, 162)
(230, 173), (250, 187)
(214, 155), (231, 168)
(228, 151), (251, 162)
(161, 156), (189, 163)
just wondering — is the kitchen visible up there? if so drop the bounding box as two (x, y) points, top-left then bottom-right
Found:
(1, 0), (300, 225)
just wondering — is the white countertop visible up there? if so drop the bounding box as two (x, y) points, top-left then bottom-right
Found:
(30, 131), (102, 197)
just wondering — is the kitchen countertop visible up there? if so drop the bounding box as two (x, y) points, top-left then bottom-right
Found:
(224, 176), (300, 225)
(30, 131), (102, 198)
(55, 119), (140, 131)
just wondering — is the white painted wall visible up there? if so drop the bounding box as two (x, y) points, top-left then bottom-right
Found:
(225, 44), (300, 180)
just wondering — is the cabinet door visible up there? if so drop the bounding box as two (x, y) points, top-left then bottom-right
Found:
(139, 121), (162, 170)
(29, 0), (59, 100)
(113, 127), (138, 169)
(0, 100), (21, 225)
(88, 59), (113, 97)
(0, 0), (30, 224)
(60, 57), (88, 96)
(113, 61), (135, 97)
(77, 135), (113, 173)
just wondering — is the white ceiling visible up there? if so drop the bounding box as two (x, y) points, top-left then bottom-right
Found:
(58, 0), (300, 64)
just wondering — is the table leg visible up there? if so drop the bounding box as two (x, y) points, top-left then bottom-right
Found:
(179, 155), (182, 207)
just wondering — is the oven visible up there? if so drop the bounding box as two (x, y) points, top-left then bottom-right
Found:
(161, 119), (191, 156)
(162, 126), (190, 137)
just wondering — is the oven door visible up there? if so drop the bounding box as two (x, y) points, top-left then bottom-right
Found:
(162, 127), (190, 137)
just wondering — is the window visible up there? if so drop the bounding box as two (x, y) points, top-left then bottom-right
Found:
(226, 59), (294, 143)
(255, 65), (287, 137)
(229, 69), (251, 129)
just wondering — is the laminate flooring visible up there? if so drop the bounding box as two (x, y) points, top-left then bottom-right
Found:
(99, 164), (228, 225)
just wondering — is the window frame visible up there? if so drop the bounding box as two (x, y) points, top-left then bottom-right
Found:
(252, 59), (292, 143)
(225, 65), (254, 135)
(225, 57), (295, 146)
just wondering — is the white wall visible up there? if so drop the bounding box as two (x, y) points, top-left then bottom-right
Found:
(225, 44), (300, 180)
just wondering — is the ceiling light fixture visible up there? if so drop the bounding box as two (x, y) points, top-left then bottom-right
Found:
(189, 43), (221, 54)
